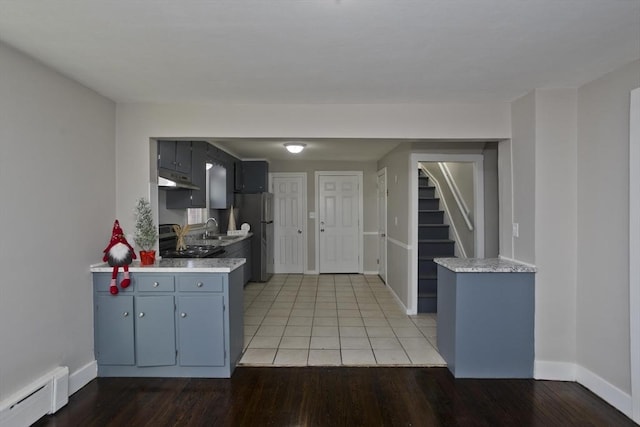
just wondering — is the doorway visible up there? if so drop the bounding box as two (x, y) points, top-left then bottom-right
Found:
(271, 173), (307, 274)
(377, 168), (388, 283)
(409, 153), (486, 314)
(315, 171), (363, 274)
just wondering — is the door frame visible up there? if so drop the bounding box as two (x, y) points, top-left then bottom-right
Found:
(630, 87), (639, 423)
(408, 153), (485, 314)
(269, 172), (308, 274)
(314, 171), (364, 274)
(377, 168), (388, 283)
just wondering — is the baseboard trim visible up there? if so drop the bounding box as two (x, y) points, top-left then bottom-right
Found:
(363, 270), (379, 275)
(68, 361), (97, 396)
(304, 270), (318, 275)
(534, 360), (576, 381)
(576, 365), (633, 420)
(535, 360), (633, 420)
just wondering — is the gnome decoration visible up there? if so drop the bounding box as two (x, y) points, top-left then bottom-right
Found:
(102, 220), (137, 295)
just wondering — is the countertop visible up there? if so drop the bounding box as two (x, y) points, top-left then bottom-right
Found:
(90, 258), (246, 273)
(433, 258), (537, 273)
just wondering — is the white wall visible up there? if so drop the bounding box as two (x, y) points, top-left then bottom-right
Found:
(534, 88), (578, 372)
(510, 92), (537, 264)
(114, 103), (510, 232)
(577, 60), (640, 395)
(0, 42), (116, 402)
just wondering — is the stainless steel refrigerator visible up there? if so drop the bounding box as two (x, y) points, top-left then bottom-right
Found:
(236, 192), (274, 282)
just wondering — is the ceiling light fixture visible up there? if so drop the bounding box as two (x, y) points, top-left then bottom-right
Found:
(284, 143), (306, 154)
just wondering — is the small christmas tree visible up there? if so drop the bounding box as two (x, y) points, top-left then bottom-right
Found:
(134, 197), (158, 251)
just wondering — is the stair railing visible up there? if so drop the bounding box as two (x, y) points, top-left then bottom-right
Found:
(439, 163), (474, 231)
(419, 164), (468, 259)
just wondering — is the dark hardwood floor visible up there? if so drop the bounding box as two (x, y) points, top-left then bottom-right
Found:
(34, 367), (633, 427)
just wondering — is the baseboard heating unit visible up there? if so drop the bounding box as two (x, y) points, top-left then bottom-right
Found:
(0, 366), (68, 427)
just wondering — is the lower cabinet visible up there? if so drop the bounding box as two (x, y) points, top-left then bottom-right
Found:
(223, 236), (252, 285)
(93, 269), (243, 378)
(177, 295), (225, 366)
(95, 295), (134, 365)
(136, 295), (176, 367)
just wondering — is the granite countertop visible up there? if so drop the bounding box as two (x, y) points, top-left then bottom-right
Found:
(433, 258), (537, 273)
(90, 258), (246, 273)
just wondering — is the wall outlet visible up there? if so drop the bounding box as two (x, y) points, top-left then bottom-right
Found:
(512, 223), (519, 238)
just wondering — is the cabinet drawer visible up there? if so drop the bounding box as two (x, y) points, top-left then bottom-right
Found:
(93, 272), (133, 293)
(178, 274), (224, 292)
(137, 275), (175, 292)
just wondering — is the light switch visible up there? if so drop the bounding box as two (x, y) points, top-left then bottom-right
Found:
(309, 211), (315, 219)
(512, 223), (519, 238)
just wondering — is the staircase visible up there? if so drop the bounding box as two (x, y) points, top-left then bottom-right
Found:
(418, 169), (455, 313)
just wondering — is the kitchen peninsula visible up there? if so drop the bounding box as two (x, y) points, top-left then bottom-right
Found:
(90, 258), (245, 378)
(434, 257), (536, 379)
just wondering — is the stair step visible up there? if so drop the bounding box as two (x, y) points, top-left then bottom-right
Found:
(418, 239), (455, 257)
(418, 210), (444, 224)
(419, 198), (440, 210)
(419, 224), (448, 238)
(417, 295), (437, 313)
(419, 187), (435, 198)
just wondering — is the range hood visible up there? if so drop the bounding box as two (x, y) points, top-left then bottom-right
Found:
(157, 167), (200, 191)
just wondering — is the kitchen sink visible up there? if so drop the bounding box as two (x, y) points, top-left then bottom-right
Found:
(204, 235), (238, 241)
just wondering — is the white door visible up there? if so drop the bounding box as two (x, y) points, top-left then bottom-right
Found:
(318, 174), (361, 273)
(377, 169), (387, 283)
(272, 174), (306, 273)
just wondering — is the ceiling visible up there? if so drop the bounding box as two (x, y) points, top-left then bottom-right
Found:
(0, 1), (638, 160)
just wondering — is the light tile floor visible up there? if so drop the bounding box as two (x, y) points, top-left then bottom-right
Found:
(239, 274), (446, 367)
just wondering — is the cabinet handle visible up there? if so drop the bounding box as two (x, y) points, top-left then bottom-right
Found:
(138, 312), (145, 318)
(196, 282), (203, 288)
(123, 312), (129, 317)
(180, 313), (187, 318)
(153, 282), (159, 288)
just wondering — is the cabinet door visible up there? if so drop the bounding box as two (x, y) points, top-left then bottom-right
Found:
(242, 239), (252, 285)
(135, 296), (176, 367)
(241, 161), (268, 193)
(234, 160), (243, 192)
(158, 140), (177, 170)
(174, 141), (192, 174)
(178, 295), (225, 366)
(190, 141), (207, 207)
(95, 295), (134, 365)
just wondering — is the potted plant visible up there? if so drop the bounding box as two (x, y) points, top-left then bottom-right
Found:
(134, 197), (158, 265)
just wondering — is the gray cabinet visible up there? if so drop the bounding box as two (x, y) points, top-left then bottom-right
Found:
(436, 266), (534, 378)
(178, 295), (225, 366)
(159, 140), (192, 174)
(222, 237), (252, 285)
(95, 295), (134, 365)
(135, 295), (176, 367)
(92, 268), (244, 377)
(240, 161), (268, 193)
(166, 141), (207, 208)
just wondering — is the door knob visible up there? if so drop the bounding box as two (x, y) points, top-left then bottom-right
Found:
(297, 229), (302, 234)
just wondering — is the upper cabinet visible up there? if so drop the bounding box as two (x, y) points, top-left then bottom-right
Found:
(158, 140), (192, 174)
(208, 145), (234, 209)
(239, 161), (269, 193)
(164, 141), (208, 209)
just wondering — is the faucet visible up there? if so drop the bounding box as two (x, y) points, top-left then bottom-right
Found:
(204, 217), (219, 238)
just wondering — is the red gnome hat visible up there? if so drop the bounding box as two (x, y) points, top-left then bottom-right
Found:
(102, 220), (137, 295)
